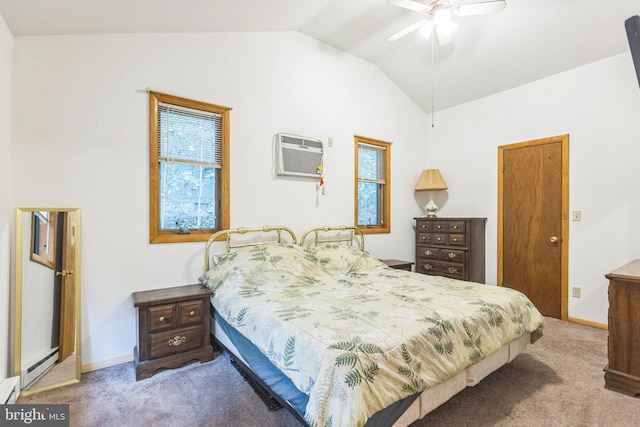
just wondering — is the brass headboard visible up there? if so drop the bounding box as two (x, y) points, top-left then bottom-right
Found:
(299, 226), (364, 250)
(204, 226), (297, 271)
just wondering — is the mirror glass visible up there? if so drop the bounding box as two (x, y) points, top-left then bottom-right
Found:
(14, 208), (81, 396)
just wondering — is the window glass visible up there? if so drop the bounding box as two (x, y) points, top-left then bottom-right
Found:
(355, 136), (390, 234)
(149, 92), (230, 243)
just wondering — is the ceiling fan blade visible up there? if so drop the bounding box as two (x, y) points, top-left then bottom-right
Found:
(387, 19), (430, 41)
(455, 0), (506, 17)
(387, 0), (430, 13)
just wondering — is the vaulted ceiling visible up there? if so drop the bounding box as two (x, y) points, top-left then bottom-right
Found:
(0, 0), (638, 113)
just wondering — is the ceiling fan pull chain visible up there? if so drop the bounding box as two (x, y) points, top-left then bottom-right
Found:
(431, 34), (435, 128)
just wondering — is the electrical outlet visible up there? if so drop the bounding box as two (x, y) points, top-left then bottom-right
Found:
(572, 287), (581, 298)
(572, 210), (581, 221)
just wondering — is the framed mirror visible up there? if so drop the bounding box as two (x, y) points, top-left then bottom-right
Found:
(14, 208), (81, 396)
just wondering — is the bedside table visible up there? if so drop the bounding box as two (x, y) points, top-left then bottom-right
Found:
(381, 259), (414, 271)
(132, 284), (214, 380)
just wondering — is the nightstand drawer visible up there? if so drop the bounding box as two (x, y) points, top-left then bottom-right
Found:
(149, 305), (174, 332)
(148, 325), (204, 359)
(179, 300), (204, 326)
(381, 259), (414, 271)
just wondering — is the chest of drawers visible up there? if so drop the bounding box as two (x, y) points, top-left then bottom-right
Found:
(132, 284), (214, 380)
(415, 217), (486, 283)
(604, 260), (640, 396)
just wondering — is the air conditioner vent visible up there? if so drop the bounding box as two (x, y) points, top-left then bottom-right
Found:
(275, 133), (323, 178)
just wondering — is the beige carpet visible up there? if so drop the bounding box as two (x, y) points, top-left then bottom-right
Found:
(17, 317), (640, 427)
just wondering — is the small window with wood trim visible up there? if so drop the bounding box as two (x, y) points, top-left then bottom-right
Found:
(149, 91), (230, 243)
(354, 135), (391, 234)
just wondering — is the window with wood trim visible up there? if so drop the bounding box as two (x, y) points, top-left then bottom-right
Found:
(355, 135), (390, 234)
(149, 91), (230, 243)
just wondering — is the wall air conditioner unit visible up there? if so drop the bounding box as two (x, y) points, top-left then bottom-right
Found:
(275, 133), (323, 178)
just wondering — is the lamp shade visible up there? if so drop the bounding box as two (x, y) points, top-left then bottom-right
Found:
(414, 169), (448, 191)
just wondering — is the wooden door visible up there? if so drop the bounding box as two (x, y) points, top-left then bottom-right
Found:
(58, 212), (77, 360)
(498, 135), (569, 319)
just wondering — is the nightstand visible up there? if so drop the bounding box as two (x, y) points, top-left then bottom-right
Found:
(132, 284), (214, 380)
(382, 259), (414, 271)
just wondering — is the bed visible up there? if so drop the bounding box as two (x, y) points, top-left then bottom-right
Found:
(201, 225), (545, 427)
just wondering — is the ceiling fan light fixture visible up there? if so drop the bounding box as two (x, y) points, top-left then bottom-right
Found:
(388, 0), (504, 44)
(433, 8), (457, 37)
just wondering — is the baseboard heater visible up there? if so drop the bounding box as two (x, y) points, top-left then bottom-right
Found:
(0, 376), (20, 404)
(21, 348), (59, 388)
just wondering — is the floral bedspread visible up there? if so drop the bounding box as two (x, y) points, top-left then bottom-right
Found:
(203, 243), (545, 427)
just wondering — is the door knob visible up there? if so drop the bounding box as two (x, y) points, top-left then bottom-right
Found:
(56, 269), (74, 277)
(550, 236), (559, 244)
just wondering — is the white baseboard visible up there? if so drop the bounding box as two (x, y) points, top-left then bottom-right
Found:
(81, 354), (133, 373)
(0, 376), (21, 404)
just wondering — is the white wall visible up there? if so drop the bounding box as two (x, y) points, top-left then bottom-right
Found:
(10, 32), (429, 366)
(0, 12), (13, 381)
(9, 28), (640, 368)
(425, 52), (640, 325)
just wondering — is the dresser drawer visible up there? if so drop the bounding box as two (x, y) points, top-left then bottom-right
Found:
(441, 249), (465, 262)
(448, 221), (465, 233)
(417, 247), (466, 263)
(417, 260), (466, 280)
(417, 232), (432, 244)
(417, 246), (440, 259)
(432, 233), (447, 245)
(148, 325), (204, 359)
(148, 305), (175, 332)
(448, 233), (466, 246)
(179, 300), (204, 326)
(416, 220), (433, 232)
(432, 222), (448, 232)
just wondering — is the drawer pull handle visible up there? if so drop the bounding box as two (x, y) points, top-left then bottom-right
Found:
(453, 225), (459, 229)
(452, 238), (458, 242)
(425, 250), (433, 256)
(421, 236), (426, 241)
(448, 267), (458, 274)
(168, 336), (187, 347)
(189, 310), (195, 316)
(424, 264), (433, 271)
(448, 253), (456, 259)
(159, 316), (165, 322)
(437, 237), (442, 241)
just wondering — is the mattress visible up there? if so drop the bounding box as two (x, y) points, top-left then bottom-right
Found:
(203, 243), (545, 426)
(212, 311), (531, 427)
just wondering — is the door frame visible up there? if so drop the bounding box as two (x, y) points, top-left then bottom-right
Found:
(497, 134), (570, 320)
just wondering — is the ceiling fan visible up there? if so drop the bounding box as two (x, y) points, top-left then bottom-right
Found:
(387, 0), (507, 45)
